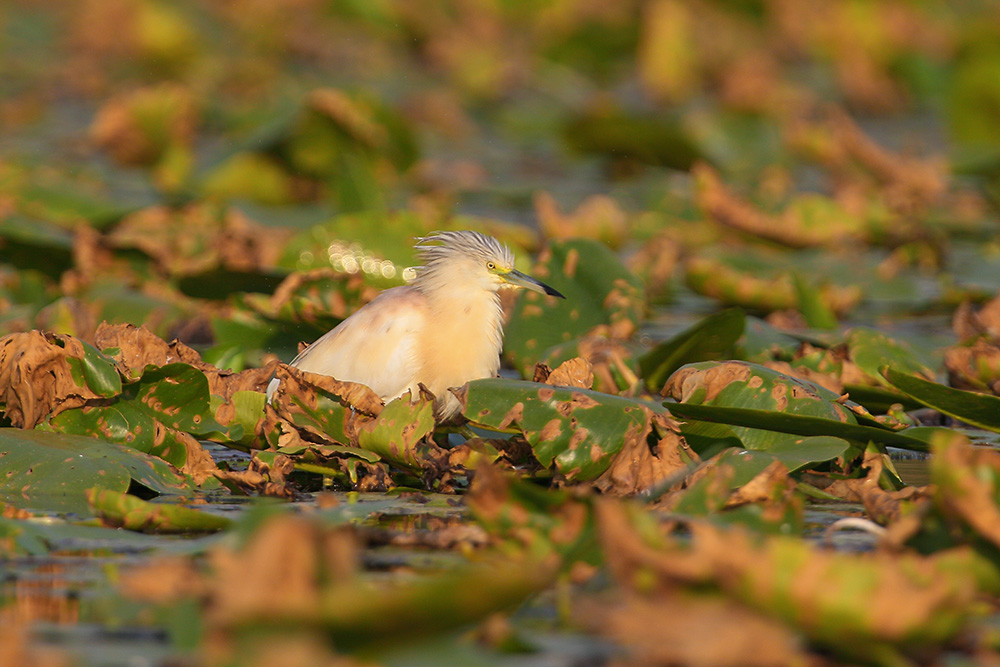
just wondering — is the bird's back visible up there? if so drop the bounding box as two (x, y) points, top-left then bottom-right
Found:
(288, 286), (428, 401)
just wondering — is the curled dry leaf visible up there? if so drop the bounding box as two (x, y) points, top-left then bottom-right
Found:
(827, 108), (948, 212)
(95, 321), (207, 374)
(594, 411), (695, 495)
(804, 448), (927, 525)
(944, 338), (1000, 395)
(213, 453), (297, 498)
(694, 162), (863, 248)
(533, 356), (594, 389)
(953, 296), (1000, 343)
(94, 322), (275, 399)
(262, 364), (391, 490)
(0, 330), (114, 428)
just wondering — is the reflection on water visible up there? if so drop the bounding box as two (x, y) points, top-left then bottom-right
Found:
(891, 457), (930, 487)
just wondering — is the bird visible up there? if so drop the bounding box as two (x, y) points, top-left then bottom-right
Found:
(266, 230), (565, 420)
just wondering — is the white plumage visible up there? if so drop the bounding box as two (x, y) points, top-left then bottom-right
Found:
(267, 230), (563, 420)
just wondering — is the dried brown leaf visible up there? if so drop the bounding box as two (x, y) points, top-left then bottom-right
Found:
(595, 412), (695, 495)
(0, 330), (110, 428)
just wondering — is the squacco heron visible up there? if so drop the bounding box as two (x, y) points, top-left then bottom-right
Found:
(267, 230), (564, 419)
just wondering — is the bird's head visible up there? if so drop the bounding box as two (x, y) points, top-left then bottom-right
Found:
(414, 231), (565, 299)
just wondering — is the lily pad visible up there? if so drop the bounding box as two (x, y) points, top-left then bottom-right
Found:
(458, 378), (666, 482)
(47, 363), (224, 467)
(357, 393), (438, 469)
(0, 428), (192, 509)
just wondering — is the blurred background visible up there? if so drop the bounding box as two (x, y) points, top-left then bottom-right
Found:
(1, 0), (999, 372)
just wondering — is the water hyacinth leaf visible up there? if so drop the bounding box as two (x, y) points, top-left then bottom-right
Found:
(664, 361), (859, 450)
(86, 488), (233, 534)
(639, 308), (745, 391)
(47, 363), (223, 467)
(505, 239), (645, 376)
(458, 378), (663, 481)
(357, 393), (437, 469)
(65, 339), (123, 397)
(677, 420), (743, 457)
(884, 368), (1000, 433)
(0, 428), (192, 501)
(765, 436), (851, 473)
(848, 327), (935, 387)
(664, 403), (930, 452)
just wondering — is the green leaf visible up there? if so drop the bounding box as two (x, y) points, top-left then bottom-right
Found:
(47, 363), (223, 467)
(664, 403), (930, 452)
(86, 487), (233, 534)
(883, 368), (1000, 433)
(460, 378), (663, 481)
(357, 393), (437, 469)
(504, 239), (645, 376)
(639, 308), (745, 391)
(0, 428), (192, 511)
(847, 328), (934, 388)
(793, 273), (838, 330)
(63, 339), (123, 397)
(665, 361), (859, 450)
(766, 436), (851, 473)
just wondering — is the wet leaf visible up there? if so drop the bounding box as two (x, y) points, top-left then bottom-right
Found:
(86, 487), (232, 534)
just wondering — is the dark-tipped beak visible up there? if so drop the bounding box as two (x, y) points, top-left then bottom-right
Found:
(503, 269), (566, 298)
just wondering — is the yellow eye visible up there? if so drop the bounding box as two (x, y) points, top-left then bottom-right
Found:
(487, 261), (496, 270)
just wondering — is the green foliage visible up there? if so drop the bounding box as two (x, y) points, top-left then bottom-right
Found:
(504, 239), (645, 376)
(639, 308), (745, 391)
(462, 378), (663, 481)
(86, 487), (233, 533)
(0, 428), (192, 504)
